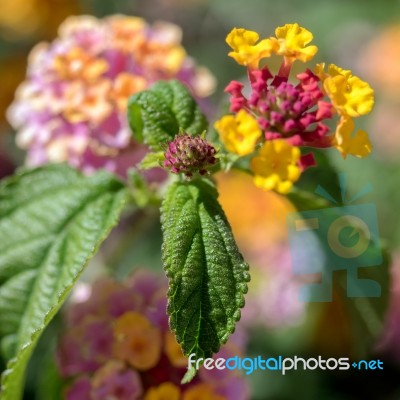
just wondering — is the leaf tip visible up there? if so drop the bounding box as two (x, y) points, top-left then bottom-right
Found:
(181, 365), (198, 384)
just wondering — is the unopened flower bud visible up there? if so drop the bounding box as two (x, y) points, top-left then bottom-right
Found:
(163, 134), (217, 177)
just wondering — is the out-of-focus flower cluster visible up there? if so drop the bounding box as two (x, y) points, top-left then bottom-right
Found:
(0, 0), (81, 131)
(57, 269), (249, 400)
(7, 15), (215, 177)
(214, 23), (374, 194)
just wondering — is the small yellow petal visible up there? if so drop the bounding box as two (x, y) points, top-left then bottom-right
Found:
(334, 116), (372, 158)
(226, 28), (275, 68)
(314, 63), (327, 80)
(277, 180), (293, 194)
(287, 164), (301, 181)
(253, 174), (279, 191)
(214, 110), (262, 156)
(250, 139), (301, 194)
(320, 63), (374, 117)
(273, 23), (318, 63)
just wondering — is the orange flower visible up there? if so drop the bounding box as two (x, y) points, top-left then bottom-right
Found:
(183, 383), (225, 400)
(107, 16), (147, 53)
(111, 73), (147, 112)
(113, 312), (162, 370)
(164, 331), (187, 368)
(145, 382), (181, 400)
(53, 47), (109, 82)
(63, 79), (113, 124)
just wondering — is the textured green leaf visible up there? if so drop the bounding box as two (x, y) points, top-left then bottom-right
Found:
(128, 80), (208, 151)
(161, 179), (249, 363)
(0, 164), (127, 399)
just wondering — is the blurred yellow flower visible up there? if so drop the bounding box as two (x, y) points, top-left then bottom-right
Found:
(183, 383), (225, 400)
(0, 0), (80, 40)
(46, 135), (89, 163)
(250, 139), (301, 194)
(161, 46), (187, 75)
(111, 73), (147, 112)
(145, 382), (181, 400)
(53, 47), (109, 82)
(272, 23), (318, 63)
(64, 79), (113, 124)
(214, 110), (262, 156)
(317, 63), (374, 117)
(107, 16), (147, 53)
(164, 331), (187, 368)
(113, 312), (162, 371)
(334, 116), (372, 158)
(216, 171), (294, 252)
(226, 28), (276, 69)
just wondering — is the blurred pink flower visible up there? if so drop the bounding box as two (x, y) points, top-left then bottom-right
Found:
(65, 377), (92, 400)
(91, 361), (143, 400)
(7, 15), (215, 178)
(241, 246), (306, 328)
(57, 317), (114, 376)
(57, 269), (249, 399)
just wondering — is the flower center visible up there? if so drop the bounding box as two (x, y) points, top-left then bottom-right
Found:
(257, 82), (313, 136)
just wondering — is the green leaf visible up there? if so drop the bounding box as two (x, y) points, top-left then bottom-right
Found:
(161, 179), (250, 365)
(138, 151), (165, 170)
(128, 80), (208, 151)
(0, 164), (127, 399)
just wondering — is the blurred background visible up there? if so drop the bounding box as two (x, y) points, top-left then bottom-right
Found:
(1, 0), (400, 399)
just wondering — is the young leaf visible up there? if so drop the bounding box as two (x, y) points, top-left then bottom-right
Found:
(138, 151), (165, 170)
(0, 164), (127, 399)
(161, 179), (250, 366)
(128, 80), (208, 151)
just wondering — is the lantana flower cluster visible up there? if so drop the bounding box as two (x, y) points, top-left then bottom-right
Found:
(7, 15), (215, 177)
(57, 270), (248, 400)
(214, 23), (374, 194)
